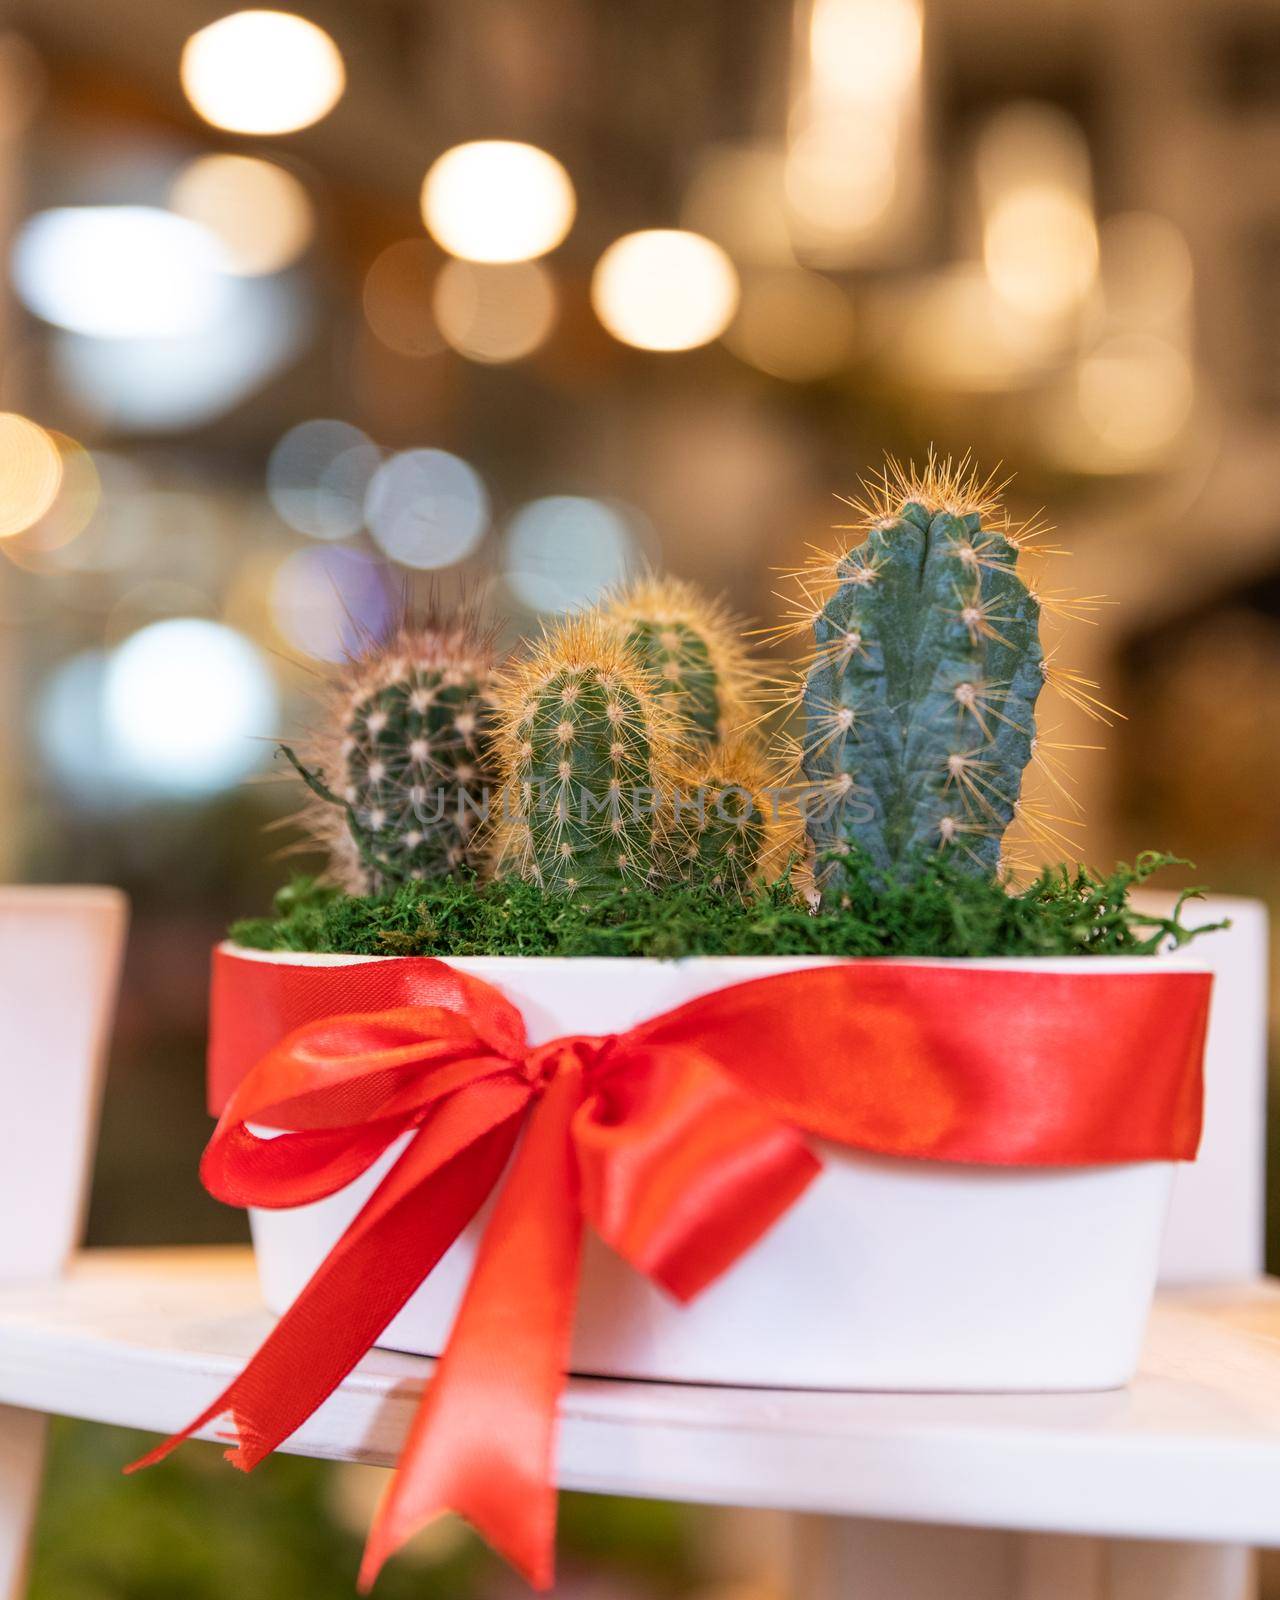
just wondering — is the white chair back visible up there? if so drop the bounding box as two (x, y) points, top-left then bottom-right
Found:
(0, 887), (128, 1281)
(1136, 892), (1268, 1284)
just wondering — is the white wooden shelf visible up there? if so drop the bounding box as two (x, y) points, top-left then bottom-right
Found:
(2, 1248), (1280, 1551)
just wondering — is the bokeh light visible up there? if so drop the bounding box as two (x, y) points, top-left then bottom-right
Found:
(976, 102), (1098, 324)
(808, 0), (923, 106)
(504, 496), (636, 612)
(169, 154), (314, 276)
(269, 545), (392, 662)
(890, 265), (1056, 392)
(592, 230), (739, 352)
(13, 207), (232, 339)
(983, 184), (1099, 321)
(0, 433), (100, 572)
(784, 113), (897, 240)
(432, 260), (557, 363)
(103, 618), (277, 795)
(180, 10), (345, 136)
(364, 448), (489, 569)
(362, 240), (442, 358)
(1076, 334), (1195, 461)
(974, 101), (1093, 210)
(36, 651), (124, 807)
(267, 419), (380, 541)
(724, 269), (855, 381)
(420, 141), (575, 264)
(0, 413), (64, 539)
(787, 0), (922, 265)
(50, 273), (306, 430)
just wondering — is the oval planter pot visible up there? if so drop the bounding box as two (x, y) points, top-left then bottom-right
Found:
(227, 944), (1208, 1395)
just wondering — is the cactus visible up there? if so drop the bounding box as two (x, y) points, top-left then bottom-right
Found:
(282, 618), (500, 894)
(493, 613), (679, 894)
(673, 738), (802, 898)
(603, 576), (754, 754)
(788, 456), (1102, 892)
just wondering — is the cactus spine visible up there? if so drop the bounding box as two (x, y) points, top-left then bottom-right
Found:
(603, 576), (753, 753)
(493, 614), (678, 894)
(793, 457), (1075, 891)
(284, 619), (499, 894)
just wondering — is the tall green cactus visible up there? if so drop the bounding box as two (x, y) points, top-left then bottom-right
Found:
(603, 577), (753, 754)
(798, 460), (1047, 889)
(494, 614), (676, 894)
(283, 620), (499, 893)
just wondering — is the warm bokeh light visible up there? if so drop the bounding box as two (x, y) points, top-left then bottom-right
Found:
(364, 448), (489, 569)
(786, 0), (922, 265)
(808, 0), (923, 106)
(984, 185), (1099, 321)
(974, 101), (1093, 211)
(180, 10), (345, 136)
(890, 265), (1056, 392)
(592, 230), (739, 352)
(1076, 334), (1195, 461)
(267, 419), (379, 541)
(433, 260), (557, 363)
(420, 141), (575, 264)
(0, 434), (101, 572)
(784, 113), (897, 241)
(976, 102), (1098, 323)
(504, 496), (635, 613)
(724, 268), (855, 381)
(13, 207), (231, 339)
(0, 413), (64, 539)
(362, 240), (441, 358)
(103, 618), (278, 795)
(169, 154), (314, 276)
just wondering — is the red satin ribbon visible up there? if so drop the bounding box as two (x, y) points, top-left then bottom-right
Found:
(132, 950), (1210, 1592)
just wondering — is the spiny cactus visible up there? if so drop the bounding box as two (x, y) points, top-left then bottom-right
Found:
(282, 617), (500, 894)
(780, 455), (1109, 893)
(674, 739), (802, 898)
(602, 576), (754, 754)
(493, 613), (679, 894)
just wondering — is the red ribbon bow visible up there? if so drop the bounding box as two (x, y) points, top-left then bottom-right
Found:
(131, 953), (1210, 1591)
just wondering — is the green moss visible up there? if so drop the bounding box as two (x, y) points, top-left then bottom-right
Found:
(229, 852), (1221, 961)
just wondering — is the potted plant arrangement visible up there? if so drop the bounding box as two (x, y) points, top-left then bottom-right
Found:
(134, 457), (1215, 1592)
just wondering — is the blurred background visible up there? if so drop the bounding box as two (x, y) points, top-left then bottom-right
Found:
(1, 0), (1276, 1593)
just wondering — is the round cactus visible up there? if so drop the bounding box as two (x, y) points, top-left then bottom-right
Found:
(283, 619), (500, 893)
(492, 614), (679, 894)
(602, 576), (754, 754)
(673, 738), (802, 898)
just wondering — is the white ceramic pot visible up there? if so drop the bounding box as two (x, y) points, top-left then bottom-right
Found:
(235, 946), (1200, 1394)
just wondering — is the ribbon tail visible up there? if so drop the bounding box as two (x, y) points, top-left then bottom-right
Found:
(577, 1044), (822, 1303)
(359, 1061), (586, 1593)
(128, 1079), (529, 1476)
